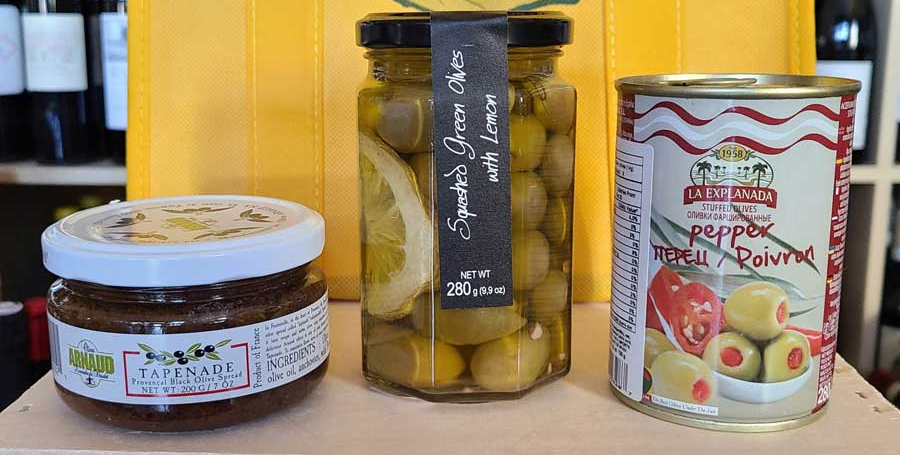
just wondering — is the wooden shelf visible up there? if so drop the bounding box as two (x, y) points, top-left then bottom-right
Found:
(0, 160), (126, 187)
(0, 302), (898, 455)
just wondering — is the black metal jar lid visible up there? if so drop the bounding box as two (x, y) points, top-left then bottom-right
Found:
(358, 12), (573, 48)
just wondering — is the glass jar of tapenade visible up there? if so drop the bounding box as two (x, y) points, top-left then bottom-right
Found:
(41, 196), (329, 431)
(357, 12), (576, 402)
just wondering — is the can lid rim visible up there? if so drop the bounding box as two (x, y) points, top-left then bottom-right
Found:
(615, 74), (861, 99)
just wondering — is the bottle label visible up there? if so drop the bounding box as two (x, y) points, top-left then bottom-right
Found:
(430, 12), (514, 309)
(611, 91), (854, 420)
(49, 293), (329, 405)
(0, 5), (25, 95)
(100, 12), (127, 131)
(816, 60), (872, 151)
(22, 13), (88, 92)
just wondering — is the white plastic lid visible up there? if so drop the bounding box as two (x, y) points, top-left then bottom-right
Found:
(42, 195), (325, 288)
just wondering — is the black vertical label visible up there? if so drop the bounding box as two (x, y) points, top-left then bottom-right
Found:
(431, 12), (513, 309)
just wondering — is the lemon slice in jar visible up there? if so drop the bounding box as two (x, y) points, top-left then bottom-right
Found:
(360, 134), (433, 320)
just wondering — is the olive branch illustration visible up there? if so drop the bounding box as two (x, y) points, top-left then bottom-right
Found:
(237, 209), (273, 223)
(108, 231), (168, 241)
(161, 206), (234, 214)
(105, 212), (146, 228)
(193, 227), (261, 240)
(139, 339), (231, 366)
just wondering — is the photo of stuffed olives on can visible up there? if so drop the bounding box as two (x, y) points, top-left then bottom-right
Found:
(644, 267), (820, 406)
(357, 12), (575, 402)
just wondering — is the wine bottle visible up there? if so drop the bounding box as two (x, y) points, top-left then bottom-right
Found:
(0, 0), (28, 162)
(99, 0), (126, 163)
(85, 0), (107, 159)
(815, 0), (877, 161)
(22, 0), (93, 164)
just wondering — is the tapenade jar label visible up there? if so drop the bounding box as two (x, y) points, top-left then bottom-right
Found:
(49, 294), (329, 405)
(609, 75), (859, 429)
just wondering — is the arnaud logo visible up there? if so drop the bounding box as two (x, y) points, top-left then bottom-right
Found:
(68, 340), (115, 388)
(684, 145), (778, 208)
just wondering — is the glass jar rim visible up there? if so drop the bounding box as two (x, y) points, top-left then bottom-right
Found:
(357, 11), (573, 49)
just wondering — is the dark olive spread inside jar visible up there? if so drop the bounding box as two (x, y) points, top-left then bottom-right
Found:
(42, 196), (329, 431)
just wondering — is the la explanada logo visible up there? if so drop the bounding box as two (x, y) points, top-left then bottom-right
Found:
(684, 144), (778, 208)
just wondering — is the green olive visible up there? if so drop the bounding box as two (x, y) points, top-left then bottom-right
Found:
(725, 281), (789, 341)
(511, 85), (531, 116)
(644, 328), (676, 370)
(359, 87), (384, 132)
(365, 332), (465, 389)
(365, 323), (413, 346)
(408, 153), (434, 209)
(509, 114), (546, 172)
(513, 230), (550, 291)
(377, 86), (433, 153)
(533, 85), (576, 134)
(528, 270), (570, 318)
(543, 315), (570, 371)
(548, 245), (572, 273)
(541, 196), (571, 247)
(471, 323), (552, 392)
(761, 330), (810, 383)
(412, 295), (526, 345)
(540, 134), (575, 196)
(511, 172), (548, 230)
(650, 350), (716, 405)
(702, 332), (761, 381)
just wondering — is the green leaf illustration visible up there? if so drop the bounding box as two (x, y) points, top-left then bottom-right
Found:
(186, 355), (199, 362)
(186, 343), (201, 353)
(164, 359), (177, 366)
(161, 351), (174, 358)
(138, 343), (156, 353)
(144, 359), (154, 365)
(206, 352), (222, 361)
(216, 339), (232, 347)
(790, 306), (818, 318)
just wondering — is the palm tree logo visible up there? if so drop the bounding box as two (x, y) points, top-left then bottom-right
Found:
(752, 163), (770, 187)
(697, 161), (712, 185)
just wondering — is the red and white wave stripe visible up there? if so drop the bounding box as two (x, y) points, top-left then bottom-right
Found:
(634, 101), (840, 125)
(636, 130), (837, 155)
(632, 101), (840, 155)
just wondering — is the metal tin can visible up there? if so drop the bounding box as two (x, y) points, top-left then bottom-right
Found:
(609, 74), (861, 431)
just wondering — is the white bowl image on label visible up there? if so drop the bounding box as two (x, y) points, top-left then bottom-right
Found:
(713, 366), (812, 404)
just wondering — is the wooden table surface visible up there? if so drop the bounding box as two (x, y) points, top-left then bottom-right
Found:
(1, 302), (899, 455)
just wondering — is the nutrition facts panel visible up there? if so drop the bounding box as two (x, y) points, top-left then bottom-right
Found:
(609, 139), (654, 401)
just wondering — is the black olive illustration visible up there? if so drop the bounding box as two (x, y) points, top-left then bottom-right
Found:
(177, 358), (189, 365)
(146, 352), (156, 360)
(174, 351), (184, 358)
(155, 354), (166, 361)
(194, 350), (205, 358)
(204, 345), (215, 353)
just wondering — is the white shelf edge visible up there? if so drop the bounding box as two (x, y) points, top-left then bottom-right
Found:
(0, 160), (126, 187)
